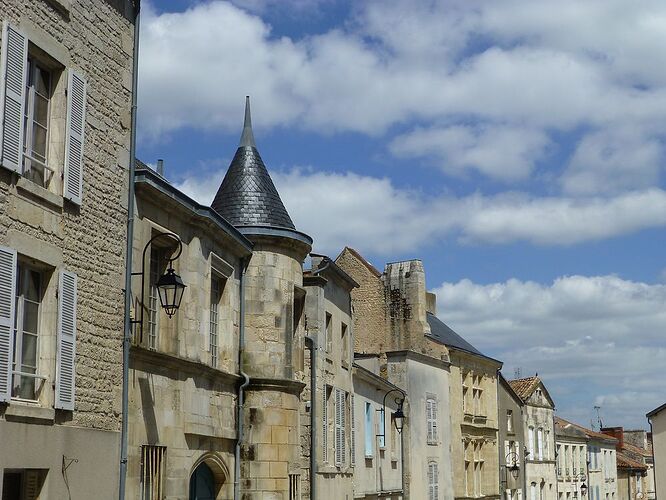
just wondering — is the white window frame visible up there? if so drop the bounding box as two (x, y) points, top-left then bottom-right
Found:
(428, 461), (439, 500)
(364, 400), (374, 458)
(209, 274), (223, 368)
(426, 396), (438, 444)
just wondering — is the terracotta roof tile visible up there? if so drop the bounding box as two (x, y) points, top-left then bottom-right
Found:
(617, 452), (648, 470)
(508, 376), (540, 401)
(555, 417), (618, 444)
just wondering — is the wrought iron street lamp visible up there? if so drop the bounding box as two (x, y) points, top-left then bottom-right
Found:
(506, 451), (521, 479)
(377, 388), (407, 438)
(131, 232), (186, 339)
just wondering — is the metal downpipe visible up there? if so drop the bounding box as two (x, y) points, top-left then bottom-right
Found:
(234, 257), (250, 500)
(119, 3), (141, 499)
(305, 336), (317, 500)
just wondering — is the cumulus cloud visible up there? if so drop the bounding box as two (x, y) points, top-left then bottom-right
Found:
(174, 165), (666, 255)
(432, 275), (666, 426)
(390, 124), (551, 181)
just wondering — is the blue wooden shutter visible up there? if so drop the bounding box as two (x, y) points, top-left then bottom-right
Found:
(55, 270), (77, 410)
(0, 246), (17, 402)
(0, 22), (27, 173)
(64, 70), (86, 205)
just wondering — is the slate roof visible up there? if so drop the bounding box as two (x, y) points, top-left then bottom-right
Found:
(426, 312), (499, 364)
(211, 97), (296, 230)
(508, 376), (540, 401)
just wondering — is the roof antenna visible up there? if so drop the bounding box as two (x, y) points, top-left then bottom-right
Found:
(514, 367), (522, 379)
(594, 406), (603, 430)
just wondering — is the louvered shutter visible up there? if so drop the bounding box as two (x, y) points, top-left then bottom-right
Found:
(426, 399), (433, 443)
(341, 391), (346, 465)
(64, 70), (86, 205)
(0, 246), (17, 402)
(505, 441), (510, 462)
(431, 398), (438, 441)
(55, 270), (77, 410)
(0, 22), (27, 173)
(350, 394), (355, 466)
(335, 388), (342, 466)
(322, 385), (328, 463)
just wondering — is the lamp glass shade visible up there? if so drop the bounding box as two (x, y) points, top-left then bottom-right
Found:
(580, 484), (587, 496)
(393, 407), (405, 433)
(156, 267), (186, 317)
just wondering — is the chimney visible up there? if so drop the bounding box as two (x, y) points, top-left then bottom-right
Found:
(426, 292), (437, 315)
(156, 158), (164, 176)
(601, 426), (624, 451)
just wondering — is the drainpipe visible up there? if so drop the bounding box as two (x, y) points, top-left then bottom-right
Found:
(119, 3), (141, 499)
(234, 257), (250, 500)
(305, 335), (317, 500)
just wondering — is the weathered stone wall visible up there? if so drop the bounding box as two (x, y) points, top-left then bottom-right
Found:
(336, 247), (387, 354)
(498, 379), (525, 496)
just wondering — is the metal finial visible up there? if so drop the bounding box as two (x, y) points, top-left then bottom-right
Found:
(239, 96), (256, 148)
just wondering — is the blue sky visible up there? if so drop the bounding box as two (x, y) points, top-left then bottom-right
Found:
(136, 0), (666, 428)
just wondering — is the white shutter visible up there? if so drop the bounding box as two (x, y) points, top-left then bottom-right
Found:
(432, 399), (438, 440)
(55, 270), (77, 410)
(350, 394), (355, 466)
(519, 490), (523, 500)
(0, 22), (27, 173)
(426, 399), (433, 443)
(0, 246), (17, 402)
(322, 385), (328, 463)
(515, 441), (520, 461)
(341, 391), (346, 465)
(64, 70), (86, 205)
(335, 388), (343, 466)
(505, 441), (510, 462)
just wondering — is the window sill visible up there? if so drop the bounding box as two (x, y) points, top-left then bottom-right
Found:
(16, 176), (63, 210)
(4, 402), (55, 424)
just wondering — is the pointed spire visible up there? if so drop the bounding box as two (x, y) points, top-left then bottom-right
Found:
(239, 95), (256, 148)
(211, 97), (296, 230)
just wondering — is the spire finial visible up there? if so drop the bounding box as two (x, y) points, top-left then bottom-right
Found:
(239, 95), (256, 148)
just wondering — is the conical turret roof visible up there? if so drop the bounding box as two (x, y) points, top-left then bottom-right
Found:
(211, 97), (296, 230)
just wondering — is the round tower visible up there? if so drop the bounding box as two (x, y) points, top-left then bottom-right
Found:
(212, 97), (312, 499)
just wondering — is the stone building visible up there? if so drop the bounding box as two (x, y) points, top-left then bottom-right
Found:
(647, 404), (666, 500)
(336, 248), (454, 500)
(554, 417), (589, 500)
(127, 163), (252, 499)
(498, 374), (525, 500)
(601, 427), (650, 500)
(0, 0), (135, 497)
(508, 377), (558, 500)
(550, 417), (617, 500)
(352, 359), (405, 499)
(426, 295), (501, 500)
(301, 254), (357, 499)
(623, 430), (655, 500)
(211, 97), (313, 499)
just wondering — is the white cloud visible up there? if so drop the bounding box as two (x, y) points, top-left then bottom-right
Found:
(561, 127), (663, 195)
(174, 165), (666, 255)
(390, 124), (550, 181)
(432, 275), (666, 427)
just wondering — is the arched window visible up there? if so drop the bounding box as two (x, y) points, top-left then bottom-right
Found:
(189, 462), (216, 500)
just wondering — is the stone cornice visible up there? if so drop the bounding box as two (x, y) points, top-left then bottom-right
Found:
(247, 377), (306, 396)
(131, 345), (242, 386)
(386, 349), (451, 369)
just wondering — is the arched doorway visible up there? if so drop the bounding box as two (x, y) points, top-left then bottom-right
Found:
(189, 462), (216, 500)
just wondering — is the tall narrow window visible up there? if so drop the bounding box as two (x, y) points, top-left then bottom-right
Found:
(528, 426), (535, 458)
(537, 428), (543, 460)
(474, 440), (484, 496)
(325, 312), (332, 353)
(507, 410), (513, 432)
(428, 461), (439, 500)
(22, 58), (53, 187)
(209, 275), (222, 368)
(141, 445), (166, 500)
(341, 322), (348, 366)
(464, 441), (472, 496)
(378, 405), (386, 449)
(531, 483), (537, 500)
(12, 265), (42, 400)
(365, 401), (373, 457)
(334, 388), (346, 466)
(148, 248), (162, 349)
(289, 474), (300, 500)
(426, 397), (438, 444)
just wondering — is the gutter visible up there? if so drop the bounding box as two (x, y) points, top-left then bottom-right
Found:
(119, 2), (140, 499)
(234, 256), (250, 500)
(305, 336), (317, 500)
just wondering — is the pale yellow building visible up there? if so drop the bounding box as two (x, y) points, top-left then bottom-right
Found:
(647, 404), (666, 500)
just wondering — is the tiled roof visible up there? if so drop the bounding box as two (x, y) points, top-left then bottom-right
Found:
(554, 416), (588, 440)
(211, 97), (295, 230)
(622, 441), (652, 458)
(508, 376), (540, 401)
(616, 451), (648, 471)
(554, 417), (618, 444)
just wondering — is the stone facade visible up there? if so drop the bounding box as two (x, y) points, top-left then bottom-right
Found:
(0, 0), (134, 497)
(554, 417), (589, 500)
(301, 255), (356, 499)
(336, 248), (455, 500)
(508, 377), (558, 500)
(352, 361), (404, 499)
(498, 375), (525, 500)
(126, 166), (252, 499)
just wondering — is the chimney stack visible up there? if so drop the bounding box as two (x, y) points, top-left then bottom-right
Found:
(156, 158), (164, 176)
(601, 426), (624, 451)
